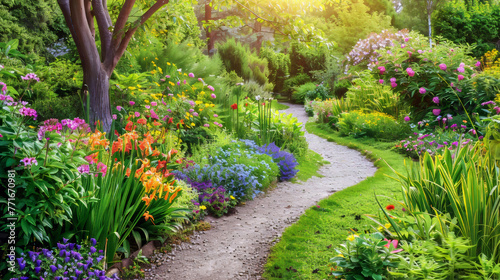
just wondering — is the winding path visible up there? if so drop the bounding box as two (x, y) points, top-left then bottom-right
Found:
(144, 103), (377, 279)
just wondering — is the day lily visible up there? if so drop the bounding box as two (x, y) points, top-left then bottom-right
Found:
(383, 239), (403, 253)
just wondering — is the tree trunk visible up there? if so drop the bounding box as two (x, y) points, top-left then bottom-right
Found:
(428, 12), (432, 47)
(206, 2), (215, 56)
(86, 66), (112, 130)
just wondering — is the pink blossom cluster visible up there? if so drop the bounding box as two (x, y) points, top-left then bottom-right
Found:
(77, 164), (90, 174)
(0, 81), (6, 94)
(61, 118), (88, 131)
(20, 157), (38, 167)
(19, 106), (38, 120)
(21, 73), (40, 82)
(0, 93), (14, 102)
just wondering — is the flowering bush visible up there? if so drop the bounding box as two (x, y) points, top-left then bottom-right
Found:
(370, 31), (493, 120)
(0, 91), (90, 246)
(11, 237), (119, 280)
(184, 180), (237, 217)
(337, 111), (409, 141)
(310, 98), (352, 125)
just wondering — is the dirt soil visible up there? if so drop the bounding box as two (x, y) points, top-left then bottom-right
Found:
(144, 103), (377, 280)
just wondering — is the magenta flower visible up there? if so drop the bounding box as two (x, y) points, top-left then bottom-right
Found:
(432, 96), (440, 104)
(134, 112), (140, 117)
(77, 165), (90, 174)
(116, 106), (122, 111)
(129, 101), (135, 106)
(19, 107), (38, 120)
(406, 68), (415, 77)
(193, 112), (199, 117)
(378, 66), (385, 75)
(407, 51), (412, 57)
(390, 77), (396, 83)
(203, 123), (209, 127)
(21, 157), (38, 167)
(458, 74), (464, 81)
(404, 37), (410, 42)
(475, 61), (481, 67)
(145, 105), (150, 109)
(213, 114), (218, 118)
(151, 101), (157, 106)
(439, 63), (447, 71)
(404, 116), (410, 122)
(494, 106), (500, 114)
(188, 73), (195, 78)
(391, 82), (397, 88)
(0, 81), (6, 94)
(112, 114), (117, 120)
(481, 101), (496, 106)
(401, 44), (406, 48)
(433, 109), (441, 116)
(211, 93), (216, 98)
(183, 80), (187, 85)
(419, 87), (426, 94)
(21, 73), (40, 82)
(96, 162), (107, 177)
(457, 66), (465, 73)
(379, 79), (384, 84)
(207, 85), (215, 91)
(165, 75), (171, 78)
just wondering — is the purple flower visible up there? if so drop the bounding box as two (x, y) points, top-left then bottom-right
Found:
(188, 73), (195, 78)
(432, 96), (440, 104)
(379, 79), (384, 84)
(404, 37), (410, 42)
(433, 109), (441, 116)
(129, 101), (135, 106)
(481, 101), (496, 106)
(21, 73), (40, 82)
(50, 265), (58, 273)
(151, 101), (157, 106)
(404, 116), (410, 122)
(457, 66), (465, 73)
(116, 106), (122, 111)
(458, 74), (464, 81)
(19, 106), (38, 120)
(390, 77), (396, 83)
(20, 157), (38, 167)
(211, 93), (216, 98)
(475, 61), (481, 67)
(90, 238), (97, 246)
(90, 246), (97, 254)
(77, 165), (90, 174)
(419, 87), (426, 94)
(439, 63), (447, 71)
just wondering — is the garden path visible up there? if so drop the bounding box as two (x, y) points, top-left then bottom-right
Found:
(145, 103), (377, 280)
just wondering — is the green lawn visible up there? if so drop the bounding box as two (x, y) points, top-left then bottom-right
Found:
(293, 149), (329, 183)
(263, 123), (408, 279)
(272, 100), (290, 110)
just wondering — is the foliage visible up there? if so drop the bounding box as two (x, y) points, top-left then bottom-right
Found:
(32, 95), (83, 121)
(337, 111), (410, 141)
(393, 142), (500, 262)
(189, 182), (237, 217)
(11, 237), (119, 280)
(305, 83), (331, 101)
(252, 141), (299, 181)
(311, 98), (352, 124)
(0, 0), (69, 55)
(435, 1), (500, 58)
(217, 38), (270, 86)
(292, 83), (318, 104)
(289, 42), (329, 77)
(259, 48), (290, 93)
(0, 93), (89, 246)
(330, 232), (400, 280)
(283, 73), (312, 96)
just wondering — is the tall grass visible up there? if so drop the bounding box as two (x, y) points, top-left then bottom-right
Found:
(393, 142), (500, 262)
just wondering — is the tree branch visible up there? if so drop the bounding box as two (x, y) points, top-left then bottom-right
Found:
(111, 0), (136, 48)
(93, 0), (112, 61)
(232, 0), (286, 36)
(113, 0), (169, 69)
(69, 0), (101, 71)
(57, 0), (78, 45)
(84, 0), (95, 39)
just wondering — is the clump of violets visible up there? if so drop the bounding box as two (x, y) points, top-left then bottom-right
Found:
(11, 237), (120, 280)
(21, 73), (40, 82)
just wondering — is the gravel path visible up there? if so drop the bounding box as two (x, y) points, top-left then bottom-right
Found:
(144, 103), (377, 280)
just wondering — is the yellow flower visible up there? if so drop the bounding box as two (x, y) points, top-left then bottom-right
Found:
(28, 125), (35, 129)
(385, 223), (391, 229)
(128, 86), (136, 90)
(200, 205), (207, 210)
(158, 67), (163, 74)
(154, 82), (160, 87)
(337, 254), (344, 258)
(191, 122), (195, 126)
(167, 62), (171, 66)
(347, 234), (358, 241)
(230, 195), (235, 200)
(144, 99), (150, 104)
(151, 70), (157, 75)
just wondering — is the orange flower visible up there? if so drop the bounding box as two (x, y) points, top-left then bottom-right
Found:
(89, 130), (109, 150)
(143, 211), (154, 223)
(153, 120), (161, 126)
(111, 138), (123, 154)
(125, 121), (135, 132)
(152, 148), (160, 157)
(141, 194), (155, 206)
(139, 139), (151, 156)
(137, 118), (147, 125)
(126, 168), (131, 177)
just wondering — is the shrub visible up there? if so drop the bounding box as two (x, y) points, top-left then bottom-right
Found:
(259, 48), (290, 93)
(311, 98), (352, 124)
(435, 1), (500, 58)
(32, 95), (83, 121)
(292, 82), (317, 103)
(256, 142), (299, 181)
(305, 83), (330, 101)
(337, 111), (409, 141)
(283, 73), (312, 96)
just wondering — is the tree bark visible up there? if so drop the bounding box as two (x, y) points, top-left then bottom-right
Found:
(205, 1), (215, 56)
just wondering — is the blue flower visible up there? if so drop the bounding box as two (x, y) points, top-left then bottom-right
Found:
(90, 238), (97, 246)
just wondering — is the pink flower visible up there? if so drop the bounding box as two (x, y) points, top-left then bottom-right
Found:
(96, 162), (107, 177)
(406, 68), (415, 77)
(145, 105), (150, 109)
(207, 85), (215, 91)
(475, 61), (481, 67)
(458, 74), (464, 81)
(116, 106), (122, 111)
(433, 109), (441, 116)
(193, 112), (199, 117)
(177, 81), (180, 86)
(188, 73), (195, 78)
(151, 102), (157, 106)
(439, 63), (447, 71)
(404, 37), (410, 42)
(20, 157), (38, 167)
(213, 114), (218, 118)
(432, 96), (440, 104)
(168, 93), (174, 97)
(391, 82), (397, 88)
(211, 93), (216, 99)
(189, 109), (194, 112)
(384, 239), (403, 253)
(203, 123), (209, 127)
(457, 66), (465, 73)
(390, 77), (396, 83)
(77, 164), (90, 174)
(401, 44), (406, 48)
(494, 106), (500, 114)
(404, 116), (410, 122)
(379, 79), (384, 84)
(183, 80), (187, 85)
(135, 112), (140, 117)
(417, 50), (423, 54)
(378, 66), (385, 75)
(165, 75), (171, 78)
(112, 114), (117, 120)
(419, 87), (426, 94)
(407, 51), (412, 57)
(129, 101), (135, 106)
(198, 78), (203, 82)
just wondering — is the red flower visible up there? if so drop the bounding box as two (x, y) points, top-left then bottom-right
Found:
(125, 121), (135, 132)
(168, 117), (173, 124)
(245, 103), (248, 107)
(231, 103), (238, 110)
(137, 118), (147, 125)
(385, 205), (395, 211)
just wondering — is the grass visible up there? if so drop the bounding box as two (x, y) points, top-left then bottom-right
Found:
(293, 149), (329, 183)
(263, 123), (408, 280)
(272, 100), (290, 111)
